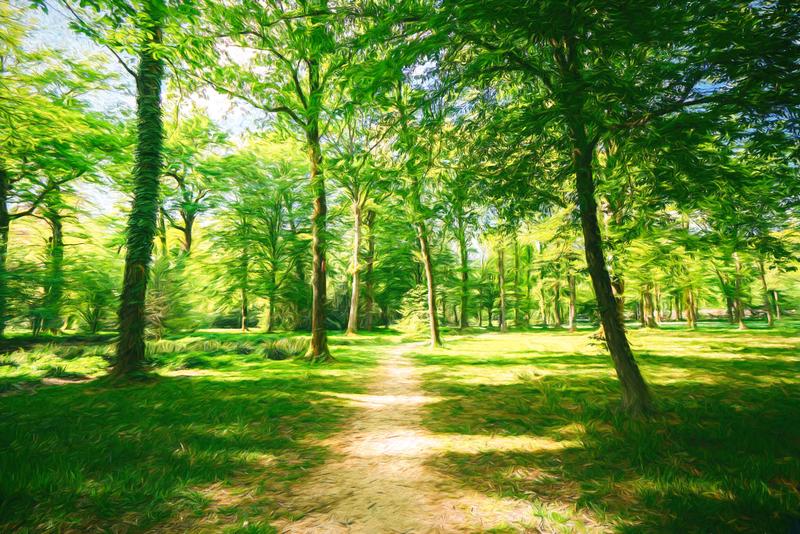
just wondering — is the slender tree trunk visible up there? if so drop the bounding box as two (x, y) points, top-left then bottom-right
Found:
(0, 165), (11, 338)
(758, 260), (774, 327)
(478, 306), (482, 327)
(240, 286), (248, 333)
(181, 213), (193, 254)
(525, 245), (532, 325)
(458, 225), (469, 330)
(364, 210), (376, 331)
(553, 279), (562, 327)
(654, 284), (663, 324)
(346, 201), (362, 335)
(417, 223), (442, 347)
(539, 284), (548, 328)
(498, 246), (507, 332)
(733, 252), (747, 330)
(685, 287), (697, 329)
(487, 306), (492, 327)
(773, 290), (781, 320)
(42, 189), (65, 333)
(642, 284), (657, 328)
(513, 236), (520, 325)
(568, 272), (577, 332)
(114, 17), (165, 377)
(570, 126), (652, 415)
(305, 60), (330, 361)
(158, 207), (168, 257)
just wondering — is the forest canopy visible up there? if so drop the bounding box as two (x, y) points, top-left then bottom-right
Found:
(1, 0), (798, 414)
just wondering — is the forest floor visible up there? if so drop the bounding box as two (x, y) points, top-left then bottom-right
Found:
(1, 322), (799, 532)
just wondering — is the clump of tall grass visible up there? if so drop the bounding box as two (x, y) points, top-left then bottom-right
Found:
(263, 337), (309, 360)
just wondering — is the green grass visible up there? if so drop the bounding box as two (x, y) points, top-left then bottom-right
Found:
(409, 321), (800, 532)
(2, 323), (799, 532)
(0, 330), (390, 532)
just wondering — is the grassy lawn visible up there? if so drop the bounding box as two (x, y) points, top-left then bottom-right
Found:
(0, 331), (389, 533)
(410, 321), (800, 532)
(2, 323), (799, 532)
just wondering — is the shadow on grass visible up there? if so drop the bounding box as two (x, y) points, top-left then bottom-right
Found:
(0, 335), (381, 532)
(414, 330), (800, 532)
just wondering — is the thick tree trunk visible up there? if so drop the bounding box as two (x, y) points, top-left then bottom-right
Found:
(458, 225), (469, 330)
(733, 253), (747, 330)
(498, 246), (507, 332)
(114, 19), (165, 377)
(363, 210), (376, 331)
(0, 165), (10, 338)
(758, 260), (773, 327)
(417, 223), (442, 347)
(346, 201), (362, 335)
(305, 60), (331, 361)
(568, 272), (577, 332)
(571, 131), (652, 416)
(642, 284), (657, 328)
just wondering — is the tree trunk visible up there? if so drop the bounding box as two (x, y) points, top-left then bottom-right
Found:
(0, 165), (10, 338)
(42, 188), (65, 333)
(364, 209), (376, 331)
(570, 128), (652, 416)
(181, 212), (193, 254)
(539, 284), (548, 328)
(685, 287), (697, 329)
(553, 279), (562, 327)
(158, 207), (168, 257)
(417, 223), (442, 347)
(305, 59), (331, 361)
(568, 272), (577, 332)
(525, 245), (532, 325)
(240, 286), (248, 333)
(758, 260), (773, 327)
(773, 290), (781, 320)
(733, 252), (747, 330)
(498, 246), (507, 332)
(654, 284), (663, 324)
(114, 17), (165, 377)
(642, 284), (657, 328)
(346, 201), (362, 335)
(458, 223), (469, 330)
(513, 236), (520, 325)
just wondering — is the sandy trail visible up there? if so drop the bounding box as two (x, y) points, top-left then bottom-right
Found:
(276, 342), (538, 534)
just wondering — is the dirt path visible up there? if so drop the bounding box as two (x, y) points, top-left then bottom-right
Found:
(276, 342), (537, 533)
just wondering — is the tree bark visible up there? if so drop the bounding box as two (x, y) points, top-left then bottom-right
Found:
(240, 286), (248, 333)
(513, 236), (520, 325)
(570, 125), (652, 416)
(553, 279), (562, 328)
(758, 260), (773, 327)
(346, 201), (362, 335)
(114, 16), (165, 377)
(458, 221), (469, 330)
(497, 245), (507, 332)
(525, 245), (532, 325)
(568, 272), (577, 332)
(417, 222), (442, 347)
(304, 58), (331, 362)
(363, 209), (376, 330)
(642, 284), (657, 328)
(42, 188), (65, 333)
(685, 287), (697, 329)
(773, 290), (781, 320)
(733, 252), (747, 330)
(0, 165), (10, 337)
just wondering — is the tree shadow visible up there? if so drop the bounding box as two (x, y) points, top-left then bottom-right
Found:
(0, 337), (378, 531)
(416, 334), (800, 531)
